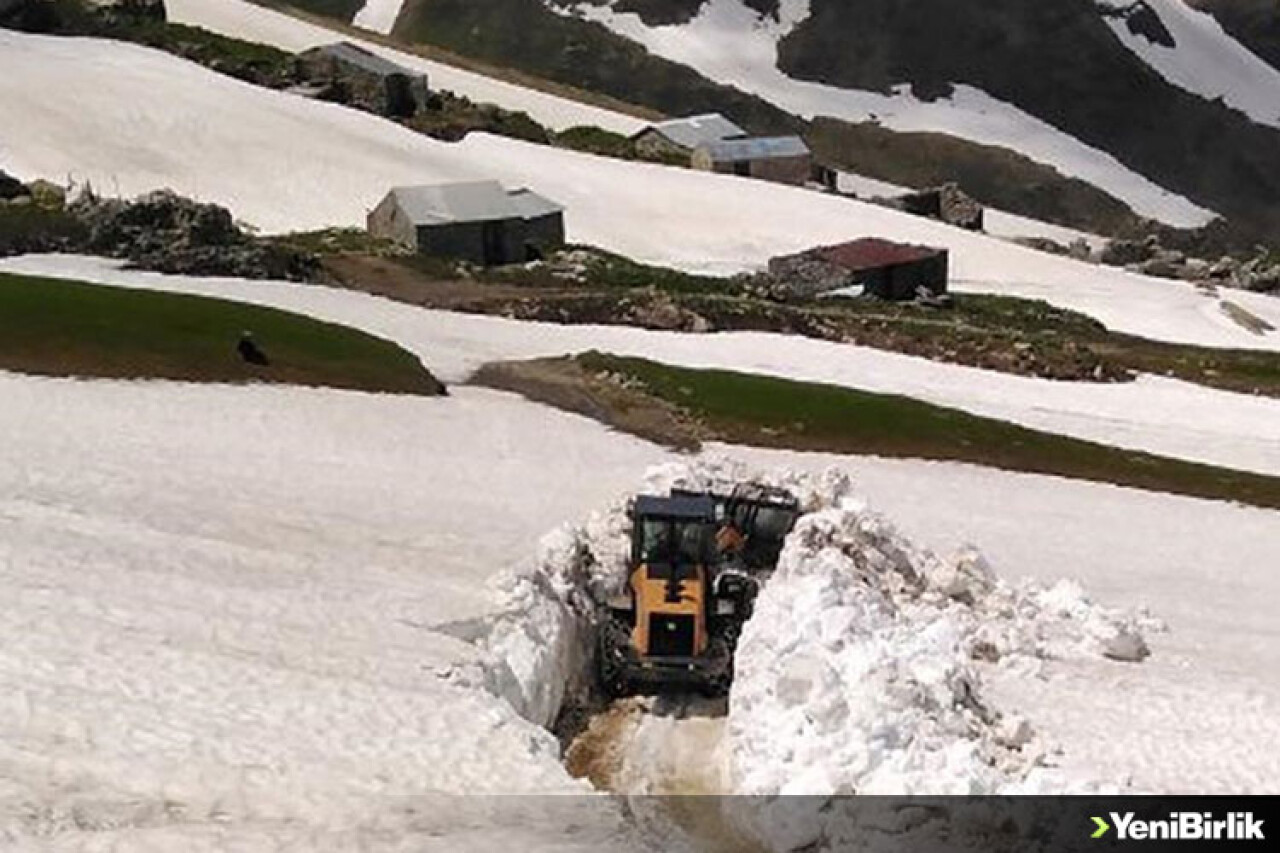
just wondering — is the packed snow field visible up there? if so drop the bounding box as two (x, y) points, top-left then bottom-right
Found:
(563, 0), (1215, 226)
(5, 28), (1280, 352)
(1098, 0), (1280, 129)
(7, 255), (1280, 480)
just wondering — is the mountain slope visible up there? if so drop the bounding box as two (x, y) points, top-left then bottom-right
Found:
(772, 0), (1280, 239)
(1191, 0), (1280, 71)
(12, 28), (1280, 352)
(263, 0), (1280, 241)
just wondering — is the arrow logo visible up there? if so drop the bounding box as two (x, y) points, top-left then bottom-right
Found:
(1092, 816), (1111, 839)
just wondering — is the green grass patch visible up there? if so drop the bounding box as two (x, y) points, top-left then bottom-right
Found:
(0, 204), (86, 255)
(579, 352), (1280, 509)
(0, 273), (443, 395)
(485, 245), (727, 293)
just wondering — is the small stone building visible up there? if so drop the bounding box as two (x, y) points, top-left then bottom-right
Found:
(295, 42), (429, 118)
(691, 136), (812, 186)
(895, 182), (985, 231)
(631, 113), (746, 161)
(768, 238), (949, 301)
(368, 181), (565, 266)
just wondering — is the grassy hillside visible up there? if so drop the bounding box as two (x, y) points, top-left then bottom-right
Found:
(0, 273), (443, 395)
(780, 0), (1280, 242)
(563, 352), (1280, 509)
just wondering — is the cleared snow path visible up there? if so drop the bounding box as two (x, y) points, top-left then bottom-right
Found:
(1099, 0), (1280, 128)
(566, 0), (1215, 226)
(3, 31), (1277, 351)
(6, 255), (1280, 480)
(165, 0), (644, 134)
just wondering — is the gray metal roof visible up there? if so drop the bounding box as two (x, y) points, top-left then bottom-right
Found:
(506, 187), (565, 220)
(312, 42), (421, 79)
(697, 135), (810, 162)
(385, 181), (562, 225)
(643, 113), (746, 150)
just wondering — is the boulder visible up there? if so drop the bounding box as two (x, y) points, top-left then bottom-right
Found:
(896, 182), (984, 231)
(0, 169), (28, 201)
(69, 189), (316, 280)
(1100, 237), (1156, 266)
(27, 179), (66, 208)
(765, 251), (854, 299)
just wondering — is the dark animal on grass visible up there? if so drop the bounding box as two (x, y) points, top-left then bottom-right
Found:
(237, 331), (269, 366)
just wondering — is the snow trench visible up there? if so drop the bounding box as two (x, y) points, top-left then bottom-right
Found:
(454, 458), (1160, 811)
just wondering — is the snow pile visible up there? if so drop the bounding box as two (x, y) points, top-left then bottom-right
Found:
(470, 508), (633, 729)
(467, 455), (1158, 804)
(719, 465), (1161, 800)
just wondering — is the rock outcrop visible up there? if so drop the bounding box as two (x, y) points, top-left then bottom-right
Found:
(69, 189), (318, 280)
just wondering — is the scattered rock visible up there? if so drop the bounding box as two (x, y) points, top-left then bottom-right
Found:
(1101, 235), (1157, 266)
(67, 188), (318, 280)
(622, 289), (711, 332)
(0, 169), (29, 201)
(27, 179), (66, 208)
(893, 182), (985, 231)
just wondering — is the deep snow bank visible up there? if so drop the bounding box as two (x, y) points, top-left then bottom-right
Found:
(467, 457), (1158, 807)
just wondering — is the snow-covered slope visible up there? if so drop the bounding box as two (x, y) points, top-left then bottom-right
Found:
(564, 0), (1215, 226)
(353, 0), (406, 36)
(726, 446), (1280, 794)
(0, 372), (669, 848)
(1099, 0), (1280, 128)
(165, 0), (644, 134)
(8, 255), (1280, 482)
(4, 30), (1277, 352)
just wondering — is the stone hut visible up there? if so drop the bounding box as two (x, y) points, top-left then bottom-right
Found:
(367, 181), (565, 266)
(691, 136), (812, 186)
(768, 238), (949, 301)
(296, 42), (429, 118)
(631, 113), (746, 161)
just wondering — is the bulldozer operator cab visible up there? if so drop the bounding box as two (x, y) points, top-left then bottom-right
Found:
(625, 494), (717, 660)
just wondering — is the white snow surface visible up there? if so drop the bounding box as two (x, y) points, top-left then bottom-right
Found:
(722, 446), (1280, 795)
(164, 0), (643, 134)
(353, 0), (406, 36)
(7, 255), (1280, 480)
(565, 0), (1216, 226)
(4, 32), (1278, 351)
(1098, 0), (1280, 128)
(0, 372), (678, 849)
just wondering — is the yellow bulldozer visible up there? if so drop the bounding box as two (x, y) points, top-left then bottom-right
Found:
(598, 485), (799, 697)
